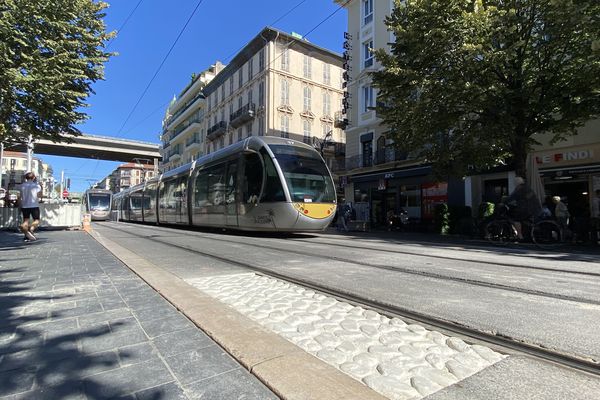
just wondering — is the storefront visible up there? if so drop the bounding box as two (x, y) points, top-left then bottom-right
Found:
(343, 164), (450, 228)
(536, 144), (600, 219)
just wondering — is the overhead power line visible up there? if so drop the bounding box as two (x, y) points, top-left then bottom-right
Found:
(116, 0), (207, 136)
(105, 0), (146, 50)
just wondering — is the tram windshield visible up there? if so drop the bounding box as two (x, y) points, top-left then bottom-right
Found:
(269, 145), (336, 203)
(88, 193), (111, 210)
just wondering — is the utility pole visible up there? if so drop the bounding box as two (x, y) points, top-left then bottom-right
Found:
(26, 135), (33, 172)
(60, 170), (64, 201)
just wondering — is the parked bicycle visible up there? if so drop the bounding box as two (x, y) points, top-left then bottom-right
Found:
(484, 204), (563, 249)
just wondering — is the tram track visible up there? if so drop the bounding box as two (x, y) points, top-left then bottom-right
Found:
(99, 223), (600, 306)
(96, 223), (600, 376)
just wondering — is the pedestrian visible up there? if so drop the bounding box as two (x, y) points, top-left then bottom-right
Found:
(337, 202), (350, 232)
(552, 196), (570, 237)
(19, 172), (42, 242)
(506, 176), (542, 240)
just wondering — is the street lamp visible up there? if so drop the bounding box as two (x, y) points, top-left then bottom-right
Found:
(314, 130), (334, 157)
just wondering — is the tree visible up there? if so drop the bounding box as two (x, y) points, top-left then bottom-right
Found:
(372, 0), (600, 178)
(0, 0), (114, 145)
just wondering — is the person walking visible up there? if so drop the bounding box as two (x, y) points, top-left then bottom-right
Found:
(552, 196), (570, 239)
(506, 176), (542, 240)
(19, 172), (42, 242)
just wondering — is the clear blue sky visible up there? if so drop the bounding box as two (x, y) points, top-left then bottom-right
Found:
(41, 0), (347, 193)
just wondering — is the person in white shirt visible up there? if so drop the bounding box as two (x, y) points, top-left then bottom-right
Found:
(19, 172), (42, 242)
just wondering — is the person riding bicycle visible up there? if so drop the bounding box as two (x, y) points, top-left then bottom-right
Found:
(506, 176), (542, 240)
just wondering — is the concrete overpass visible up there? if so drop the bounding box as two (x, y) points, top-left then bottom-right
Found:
(11, 134), (162, 164)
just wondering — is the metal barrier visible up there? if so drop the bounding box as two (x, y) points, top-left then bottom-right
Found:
(0, 204), (83, 229)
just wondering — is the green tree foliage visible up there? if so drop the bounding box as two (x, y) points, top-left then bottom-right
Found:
(372, 0), (600, 178)
(0, 0), (114, 144)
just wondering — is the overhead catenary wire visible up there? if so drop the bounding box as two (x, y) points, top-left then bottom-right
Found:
(105, 0), (146, 51)
(116, 0), (207, 137)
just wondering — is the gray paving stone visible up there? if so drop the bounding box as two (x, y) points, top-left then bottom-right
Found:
(81, 325), (147, 354)
(117, 342), (161, 366)
(34, 350), (120, 387)
(134, 382), (188, 400)
(132, 302), (181, 323)
(83, 359), (174, 399)
(4, 382), (86, 400)
(0, 367), (36, 397)
(185, 368), (278, 400)
(77, 308), (132, 328)
(152, 328), (213, 358)
(138, 314), (195, 338)
(165, 345), (240, 385)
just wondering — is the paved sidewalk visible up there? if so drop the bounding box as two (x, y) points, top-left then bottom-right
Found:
(0, 230), (277, 399)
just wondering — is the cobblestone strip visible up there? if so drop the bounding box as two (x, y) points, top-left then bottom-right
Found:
(188, 273), (506, 400)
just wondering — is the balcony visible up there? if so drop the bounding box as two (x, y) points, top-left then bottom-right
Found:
(374, 148), (408, 165)
(185, 135), (203, 151)
(229, 103), (256, 128)
(334, 111), (348, 129)
(207, 121), (227, 141)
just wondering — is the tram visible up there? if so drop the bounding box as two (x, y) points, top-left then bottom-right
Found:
(112, 137), (337, 232)
(83, 188), (113, 221)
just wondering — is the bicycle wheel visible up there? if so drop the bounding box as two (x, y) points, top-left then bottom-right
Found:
(531, 220), (562, 248)
(485, 220), (517, 245)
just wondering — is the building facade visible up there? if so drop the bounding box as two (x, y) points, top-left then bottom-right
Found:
(0, 151), (54, 200)
(108, 163), (157, 193)
(335, 0), (442, 228)
(161, 27), (346, 179)
(160, 62), (225, 172)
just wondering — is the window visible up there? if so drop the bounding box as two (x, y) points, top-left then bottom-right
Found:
(303, 119), (311, 143)
(248, 58), (253, 80)
(258, 81), (265, 106)
(260, 148), (285, 202)
(303, 86), (311, 111)
(229, 103), (233, 118)
(238, 96), (243, 109)
(362, 85), (374, 113)
(323, 92), (331, 115)
(248, 89), (253, 104)
(246, 122), (253, 137)
(243, 153), (263, 203)
(362, 139), (373, 167)
(229, 77), (233, 94)
(221, 85), (225, 101)
(363, 0), (373, 25)
(207, 163), (226, 206)
(363, 40), (374, 68)
(258, 115), (264, 136)
(238, 69), (243, 88)
(280, 43), (289, 71)
(322, 123), (332, 139)
(280, 79), (289, 105)
(238, 128), (243, 142)
(280, 115), (289, 138)
(259, 48), (265, 71)
(323, 63), (331, 85)
(303, 55), (312, 79)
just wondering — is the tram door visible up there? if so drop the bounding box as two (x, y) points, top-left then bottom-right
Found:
(225, 161), (238, 227)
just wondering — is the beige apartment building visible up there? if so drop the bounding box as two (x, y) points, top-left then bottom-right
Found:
(0, 151), (54, 199)
(106, 163), (157, 193)
(161, 27), (346, 178)
(160, 62), (224, 172)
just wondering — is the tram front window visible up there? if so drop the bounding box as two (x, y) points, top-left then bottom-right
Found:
(269, 145), (335, 203)
(89, 194), (110, 210)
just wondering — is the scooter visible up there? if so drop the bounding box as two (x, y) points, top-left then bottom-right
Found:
(387, 209), (409, 231)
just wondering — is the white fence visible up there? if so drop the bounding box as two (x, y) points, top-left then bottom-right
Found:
(0, 204), (83, 229)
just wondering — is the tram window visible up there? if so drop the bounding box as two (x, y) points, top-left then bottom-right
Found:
(145, 183), (157, 211)
(194, 170), (209, 207)
(225, 161), (237, 204)
(207, 164), (226, 206)
(161, 180), (177, 209)
(243, 153), (263, 203)
(260, 148), (285, 202)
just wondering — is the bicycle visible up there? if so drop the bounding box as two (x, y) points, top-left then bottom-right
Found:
(484, 214), (563, 249)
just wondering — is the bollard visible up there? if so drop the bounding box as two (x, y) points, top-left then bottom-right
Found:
(82, 213), (92, 232)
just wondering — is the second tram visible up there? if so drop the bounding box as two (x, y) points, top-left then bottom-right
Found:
(83, 188), (113, 221)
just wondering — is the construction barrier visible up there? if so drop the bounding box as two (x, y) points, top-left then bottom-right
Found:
(0, 204), (83, 230)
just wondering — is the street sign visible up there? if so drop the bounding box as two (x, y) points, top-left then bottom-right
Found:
(62, 189), (69, 198)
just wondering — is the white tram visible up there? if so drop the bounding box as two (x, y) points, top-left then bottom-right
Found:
(112, 137), (337, 232)
(83, 188), (113, 221)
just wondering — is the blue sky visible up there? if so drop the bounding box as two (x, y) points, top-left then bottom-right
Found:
(41, 0), (347, 192)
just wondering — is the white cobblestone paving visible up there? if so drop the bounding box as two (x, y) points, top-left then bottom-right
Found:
(188, 273), (506, 400)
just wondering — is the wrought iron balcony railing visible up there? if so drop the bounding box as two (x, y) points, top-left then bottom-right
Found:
(229, 103), (256, 128)
(207, 121), (227, 141)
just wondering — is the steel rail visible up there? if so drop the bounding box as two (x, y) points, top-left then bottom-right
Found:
(98, 223), (600, 376)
